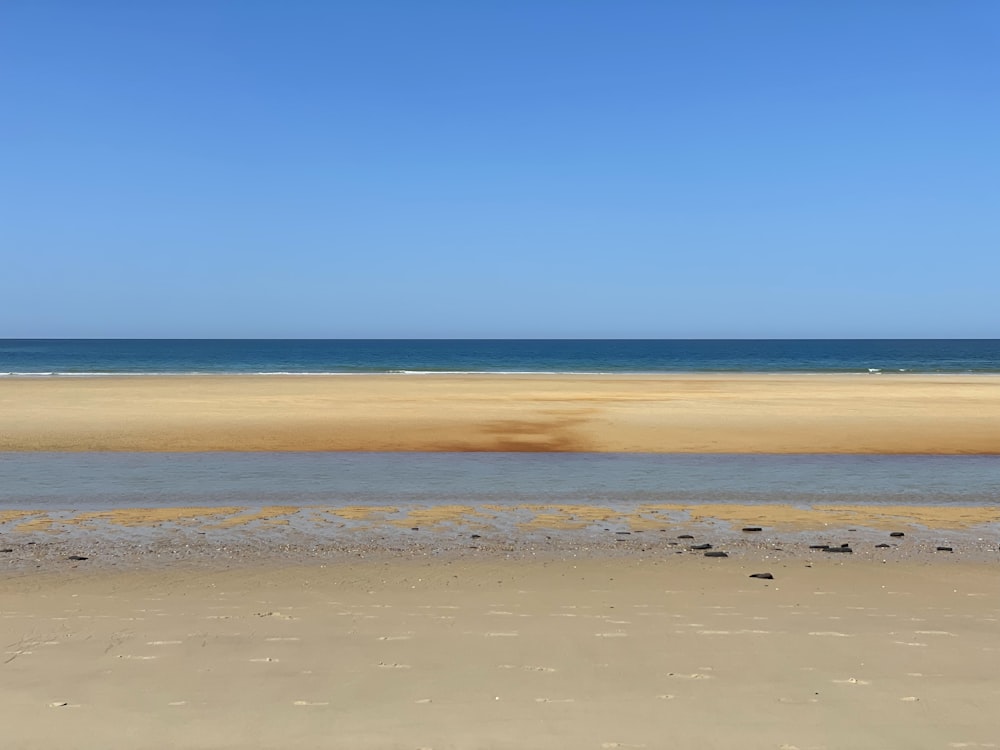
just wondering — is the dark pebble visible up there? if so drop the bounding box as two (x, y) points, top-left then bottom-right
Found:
(808, 544), (829, 550)
(742, 527), (763, 532)
(704, 551), (728, 558)
(67, 555), (89, 561)
(749, 573), (774, 580)
(890, 532), (905, 538)
(471, 534), (481, 539)
(824, 547), (853, 554)
(690, 543), (713, 551)
(0, 548), (13, 553)
(936, 546), (954, 553)
(615, 531), (631, 535)
(678, 534), (694, 539)
(411, 527), (419, 531)
(875, 543), (891, 548)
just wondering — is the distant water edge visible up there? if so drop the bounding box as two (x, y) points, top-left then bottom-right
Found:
(3, 339), (1000, 376)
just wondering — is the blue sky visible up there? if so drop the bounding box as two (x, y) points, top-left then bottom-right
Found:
(2, 1), (997, 338)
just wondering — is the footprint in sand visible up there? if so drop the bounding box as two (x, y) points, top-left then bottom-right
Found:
(255, 611), (298, 620)
(498, 664), (556, 672)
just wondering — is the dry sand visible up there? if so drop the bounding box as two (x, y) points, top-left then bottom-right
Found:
(3, 373), (1000, 453)
(2, 554), (998, 750)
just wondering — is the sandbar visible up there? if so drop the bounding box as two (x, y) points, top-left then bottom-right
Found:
(3, 373), (1000, 453)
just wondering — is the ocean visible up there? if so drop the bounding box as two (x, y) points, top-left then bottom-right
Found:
(3, 338), (1000, 375)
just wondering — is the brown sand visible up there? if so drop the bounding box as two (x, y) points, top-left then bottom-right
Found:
(2, 555), (998, 749)
(3, 373), (1000, 453)
(4, 373), (998, 746)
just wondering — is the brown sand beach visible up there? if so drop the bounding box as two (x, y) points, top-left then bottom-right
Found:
(2, 373), (1000, 453)
(2, 374), (999, 748)
(3, 501), (1000, 748)
(1, 545), (998, 749)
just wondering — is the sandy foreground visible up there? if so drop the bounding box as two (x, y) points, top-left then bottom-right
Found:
(2, 373), (1000, 453)
(1, 553), (998, 750)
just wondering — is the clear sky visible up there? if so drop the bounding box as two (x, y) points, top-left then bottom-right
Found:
(2, 1), (997, 338)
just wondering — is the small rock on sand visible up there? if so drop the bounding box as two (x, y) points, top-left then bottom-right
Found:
(749, 573), (774, 580)
(890, 532), (905, 538)
(704, 551), (728, 558)
(691, 544), (712, 551)
(742, 527), (763, 532)
(67, 555), (89, 561)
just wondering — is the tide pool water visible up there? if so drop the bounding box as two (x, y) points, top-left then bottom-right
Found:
(2, 453), (998, 510)
(3, 339), (1000, 375)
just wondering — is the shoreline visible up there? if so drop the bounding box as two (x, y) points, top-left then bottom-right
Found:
(4, 502), (998, 576)
(6, 370), (1000, 377)
(4, 373), (1000, 453)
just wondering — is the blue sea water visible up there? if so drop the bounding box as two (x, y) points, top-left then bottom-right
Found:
(2, 453), (998, 511)
(2, 338), (1000, 375)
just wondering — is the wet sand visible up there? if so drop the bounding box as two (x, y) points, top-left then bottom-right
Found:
(3, 373), (1000, 453)
(2, 551), (998, 750)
